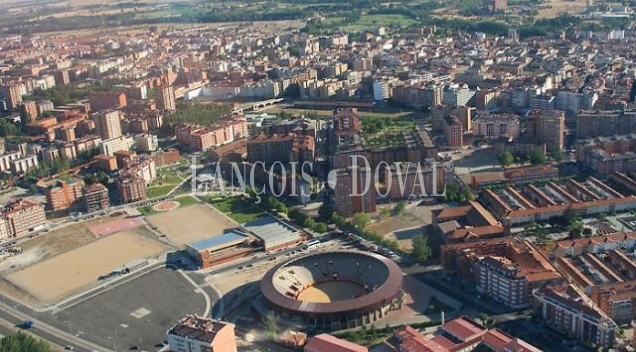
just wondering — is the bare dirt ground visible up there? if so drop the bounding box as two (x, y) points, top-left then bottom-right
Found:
(146, 204), (237, 245)
(0, 224), (94, 273)
(368, 204), (444, 251)
(0, 215), (134, 273)
(5, 228), (170, 304)
(537, 0), (588, 18)
(36, 19), (306, 38)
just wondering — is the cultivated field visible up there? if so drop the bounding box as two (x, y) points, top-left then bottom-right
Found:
(537, 0), (588, 18)
(146, 204), (237, 244)
(6, 229), (169, 304)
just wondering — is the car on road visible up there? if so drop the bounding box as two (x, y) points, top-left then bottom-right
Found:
(22, 320), (34, 328)
(64, 345), (74, 350)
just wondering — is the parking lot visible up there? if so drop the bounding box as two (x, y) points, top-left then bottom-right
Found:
(46, 268), (207, 352)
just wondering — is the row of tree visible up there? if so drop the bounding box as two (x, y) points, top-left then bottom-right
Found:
(161, 103), (233, 134)
(497, 148), (553, 168)
(0, 332), (53, 352)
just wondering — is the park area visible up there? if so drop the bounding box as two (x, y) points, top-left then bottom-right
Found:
(202, 196), (266, 224)
(320, 14), (418, 32)
(146, 203), (238, 244)
(362, 116), (416, 148)
(5, 228), (170, 304)
(146, 168), (187, 198)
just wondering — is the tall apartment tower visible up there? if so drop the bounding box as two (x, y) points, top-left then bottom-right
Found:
(19, 101), (38, 123)
(92, 110), (122, 140)
(333, 165), (376, 217)
(156, 86), (176, 112)
(0, 83), (23, 111)
(444, 115), (464, 149)
(527, 109), (565, 152)
(492, 0), (508, 12)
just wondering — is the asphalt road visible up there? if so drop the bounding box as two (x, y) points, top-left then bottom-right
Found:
(0, 300), (111, 352)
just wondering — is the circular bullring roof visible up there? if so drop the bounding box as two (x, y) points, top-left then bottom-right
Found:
(260, 250), (403, 316)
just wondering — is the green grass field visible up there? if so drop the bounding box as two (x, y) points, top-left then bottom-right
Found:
(146, 168), (187, 198)
(176, 195), (199, 207)
(203, 196), (266, 224)
(137, 205), (158, 216)
(362, 116), (416, 147)
(147, 185), (177, 198)
(344, 14), (419, 32)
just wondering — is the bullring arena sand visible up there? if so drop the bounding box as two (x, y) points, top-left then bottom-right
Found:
(146, 204), (237, 244)
(296, 282), (366, 303)
(6, 229), (170, 304)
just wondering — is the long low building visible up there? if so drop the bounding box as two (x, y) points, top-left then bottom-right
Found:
(185, 230), (252, 268)
(242, 216), (303, 251)
(481, 178), (636, 226)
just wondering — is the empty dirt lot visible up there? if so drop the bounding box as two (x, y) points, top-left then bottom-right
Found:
(0, 214), (136, 273)
(146, 204), (237, 245)
(537, 0), (587, 18)
(367, 204), (444, 251)
(6, 229), (170, 304)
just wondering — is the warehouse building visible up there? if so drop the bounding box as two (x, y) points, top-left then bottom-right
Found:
(242, 216), (303, 251)
(186, 230), (251, 268)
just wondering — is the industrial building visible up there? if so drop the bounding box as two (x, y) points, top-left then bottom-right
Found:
(242, 216), (302, 251)
(185, 230), (251, 268)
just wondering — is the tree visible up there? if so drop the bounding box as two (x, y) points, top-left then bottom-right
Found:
(478, 313), (489, 326)
(498, 151), (514, 168)
(264, 314), (278, 339)
(313, 222), (328, 233)
(569, 221), (584, 238)
(0, 332), (53, 352)
(0, 120), (22, 137)
(411, 234), (432, 261)
(549, 149), (563, 162)
(318, 202), (335, 221)
(274, 201), (287, 214)
(529, 148), (546, 165)
(332, 214), (347, 228)
(392, 200), (406, 216)
(351, 212), (372, 230)
(562, 207), (579, 226)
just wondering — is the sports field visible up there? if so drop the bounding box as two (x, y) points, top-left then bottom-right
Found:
(88, 217), (144, 237)
(297, 282), (365, 303)
(6, 229), (170, 304)
(146, 204), (237, 244)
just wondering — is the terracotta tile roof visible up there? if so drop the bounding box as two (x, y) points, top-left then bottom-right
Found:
(304, 334), (368, 352)
(439, 316), (487, 344)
